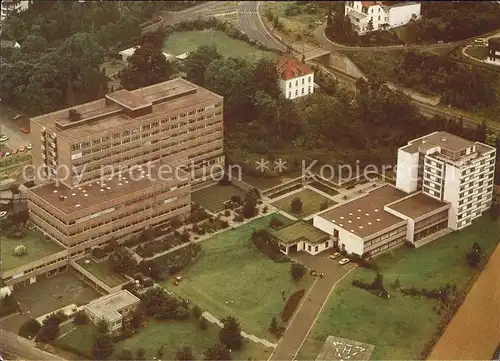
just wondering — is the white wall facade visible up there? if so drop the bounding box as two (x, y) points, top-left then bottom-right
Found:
(0, 0), (30, 22)
(388, 3), (421, 28)
(313, 215), (364, 255)
(395, 149), (419, 193)
(279, 73), (314, 100)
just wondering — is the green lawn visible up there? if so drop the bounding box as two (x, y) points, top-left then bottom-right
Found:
(464, 45), (489, 61)
(297, 216), (500, 360)
(163, 30), (275, 61)
(159, 214), (311, 339)
(191, 184), (248, 213)
(1, 230), (64, 271)
(75, 258), (128, 288)
(56, 319), (272, 360)
(272, 188), (335, 218)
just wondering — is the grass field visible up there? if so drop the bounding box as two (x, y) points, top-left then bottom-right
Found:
(464, 45), (489, 61)
(191, 184), (248, 213)
(272, 188), (335, 218)
(297, 216), (500, 360)
(56, 318), (272, 360)
(163, 30), (275, 61)
(159, 214), (310, 339)
(1, 231), (64, 271)
(75, 258), (128, 288)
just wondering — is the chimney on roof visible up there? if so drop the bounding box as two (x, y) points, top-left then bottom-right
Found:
(69, 108), (82, 122)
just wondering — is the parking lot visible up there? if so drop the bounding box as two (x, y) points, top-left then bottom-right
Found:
(0, 103), (31, 151)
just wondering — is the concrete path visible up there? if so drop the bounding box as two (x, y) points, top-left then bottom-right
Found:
(428, 245), (500, 360)
(269, 252), (357, 361)
(201, 311), (277, 349)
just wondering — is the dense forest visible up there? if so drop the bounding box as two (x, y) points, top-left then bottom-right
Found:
(0, 1), (196, 116)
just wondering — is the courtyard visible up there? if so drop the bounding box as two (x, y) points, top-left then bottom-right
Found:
(75, 257), (128, 288)
(163, 30), (275, 61)
(0, 272), (100, 334)
(159, 214), (313, 339)
(55, 317), (271, 360)
(1, 230), (64, 272)
(296, 216), (500, 360)
(272, 188), (335, 219)
(191, 183), (248, 213)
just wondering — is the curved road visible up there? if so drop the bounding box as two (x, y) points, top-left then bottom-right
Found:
(237, 1), (286, 51)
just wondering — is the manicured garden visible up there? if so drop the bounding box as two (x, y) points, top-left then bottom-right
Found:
(1, 230), (64, 271)
(297, 216), (500, 360)
(163, 30), (275, 61)
(272, 188), (335, 218)
(159, 214), (311, 339)
(191, 184), (248, 213)
(76, 258), (128, 288)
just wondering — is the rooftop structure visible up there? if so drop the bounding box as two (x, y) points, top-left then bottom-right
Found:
(387, 192), (448, 220)
(277, 55), (315, 100)
(487, 36), (500, 66)
(270, 220), (332, 256)
(318, 185), (406, 239)
(84, 290), (140, 330)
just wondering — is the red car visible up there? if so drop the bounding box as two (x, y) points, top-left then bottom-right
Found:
(21, 128), (30, 134)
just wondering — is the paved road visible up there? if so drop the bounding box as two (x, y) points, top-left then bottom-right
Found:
(0, 104), (30, 151)
(238, 1), (286, 51)
(0, 330), (66, 361)
(428, 245), (500, 360)
(270, 252), (357, 361)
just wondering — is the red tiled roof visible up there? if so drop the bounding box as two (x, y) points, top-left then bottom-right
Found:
(277, 56), (313, 81)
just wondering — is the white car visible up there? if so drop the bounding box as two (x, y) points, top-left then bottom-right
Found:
(27, 144), (32, 150)
(0, 135), (8, 142)
(338, 258), (350, 265)
(327, 252), (341, 260)
(0, 211), (7, 218)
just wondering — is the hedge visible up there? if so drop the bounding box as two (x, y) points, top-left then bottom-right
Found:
(281, 289), (305, 322)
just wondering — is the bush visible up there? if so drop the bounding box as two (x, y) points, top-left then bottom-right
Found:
(91, 247), (107, 260)
(18, 318), (41, 339)
(143, 278), (154, 287)
(0, 294), (18, 317)
(281, 289), (305, 322)
(224, 209), (231, 217)
(73, 310), (89, 325)
(290, 263), (306, 281)
(199, 315), (208, 330)
(352, 273), (389, 298)
(251, 229), (289, 263)
(269, 216), (285, 229)
(192, 305), (202, 319)
(233, 214), (244, 222)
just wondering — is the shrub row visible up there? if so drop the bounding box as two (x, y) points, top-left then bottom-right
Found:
(281, 289), (305, 322)
(251, 230), (289, 263)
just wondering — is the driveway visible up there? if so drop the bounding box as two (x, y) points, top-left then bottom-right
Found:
(0, 103), (31, 150)
(270, 251), (357, 361)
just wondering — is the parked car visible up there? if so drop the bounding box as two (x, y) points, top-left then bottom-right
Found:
(338, 258), (350, 265)
(327, 252), (341, 260)
(20, 127), (30, 134)
(0, 211), (7, 218)
(19, 146), (27, 152)
(12, 149), (18, 155)
(13, 114), (25, 120)
(5, 152), (11, 157)
(27, 144), (32, 150)
(0, 134), (8, 142)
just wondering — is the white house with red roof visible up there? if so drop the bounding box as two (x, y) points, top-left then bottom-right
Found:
(344, 1), (421, 34)
(277, 55), (315, 100)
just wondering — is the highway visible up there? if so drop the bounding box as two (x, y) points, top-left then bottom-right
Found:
(237, 1), (286, 51)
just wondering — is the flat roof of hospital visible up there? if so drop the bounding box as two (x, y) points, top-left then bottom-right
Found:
(85, 290), (140, 322)
(271, 221), (329, 245)
(317, 185), (406, 239)
(387, 192), (449, 219)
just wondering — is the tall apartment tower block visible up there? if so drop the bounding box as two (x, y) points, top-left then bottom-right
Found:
(396, 131), (496, 230)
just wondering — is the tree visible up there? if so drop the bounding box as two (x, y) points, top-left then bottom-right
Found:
(117, 349), (134, 360)
(192, 305), (202, 319)
(392, 278), (401, 289)
(466, 243), (481, 268)
(290, 197), (302, 214)
(97, 319), (109, 334)
(176, 346), (194, 361)
(36, 312), (65, 343)
(136, 348), (146, 360)
(219, 316), (243, 350)
(290, 263), (306, 281)
(109, 247), (137, 275)
(242, 196), (258, 218)
(21, 34), (48, 55)
(73, 310), (89, 325)
(199, 315), (208, 330)
(185, 45), (222, 86)
(92, 333), (114, 360)
(120, 42), (174, 90)
(367, 18), (374, 32)
(204, 343), (231, 360)
(269, 316), (278, 333)
(156, 345), (165, 360)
